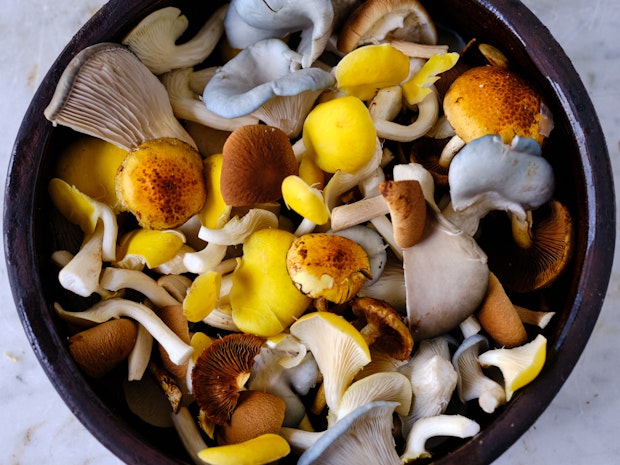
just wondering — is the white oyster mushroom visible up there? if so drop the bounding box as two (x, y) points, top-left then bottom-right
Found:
(224, 0), (334, 68)
(122, 5), (228, 75)
(442, 134), (555, 236)
(203, 38), (335, 119)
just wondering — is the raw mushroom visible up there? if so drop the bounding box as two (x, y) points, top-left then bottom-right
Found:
(442, 135), (555, 238)
(251, 90), (324, 138)
(289, 311), (371, 413)
(398, 337), (458, 433)
(122, 5), (227, 75)
(114, 228), (186, 271)
(350, 296), (413, 361)
(44, 42), (195, 150)
(203, 38), (335, 119)
(224, 0), (334, 68)
(452, 334), (506, 414)
(378, 179), (426, 248)
(160, 68), (259, 131)
(443, 65), (554, 145)
(220, 125), (298, 206)
(286, 233), (372, 304)
(400, 414), (480, 462)
(191, 333), (266, 425)
(197, 433), (291, 465)
(281, 175), (331, 235)
(297, 401), (401, 465)
(99, 267), (179, 309)
(337, 0), (437, 54)
(331, 225), (388, 287)
(68, 318), (138, 379)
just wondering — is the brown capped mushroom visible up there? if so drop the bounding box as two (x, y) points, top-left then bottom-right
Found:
(68, 318), (138, 379)
(350, 296), (413, 361)
(157, 305), (191, 380)
(220, 125), (298, 206)
(476, 272), (527, 348)
(286, 233), (372, 304)
(216, 390), (286, 446)
(116, 137), (207, 229)
(191, 333), (266, 425)
(337, 0), (438, 54)
(443, 65), (554, 145)
(378, 179), (426, 248)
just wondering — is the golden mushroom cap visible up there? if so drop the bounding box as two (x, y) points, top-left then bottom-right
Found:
(116, 137), (207, 229)
(286, 233), (372, 304)
(443, 66), (553, 145)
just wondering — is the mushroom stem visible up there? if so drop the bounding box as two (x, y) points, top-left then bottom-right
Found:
(389, 40), (449, 58)
(172, 406), (209, 465)
(330, 195), (389, 231)
(100, 267), (180, 308)
(128, 323), (154, 381)
(514, 305), (556, 328)
(372, 90), (439, 142)
(280, 427), (323, 454)
(54, 299), (193, 365)
(148, 360), (183, 414)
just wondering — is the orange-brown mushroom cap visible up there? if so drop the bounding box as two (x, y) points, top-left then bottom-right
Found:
(191, 333), (266, 425)
(351, 296), (414, 360)
(220, 125), (298, 206)
(116, 137), (207, 229)
(443, 66), (553, 145)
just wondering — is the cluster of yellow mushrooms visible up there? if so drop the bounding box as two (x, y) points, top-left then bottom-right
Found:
(45, 0), (572, 463)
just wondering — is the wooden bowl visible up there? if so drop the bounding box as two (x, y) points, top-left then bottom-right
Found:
(4, 0), (615, 463)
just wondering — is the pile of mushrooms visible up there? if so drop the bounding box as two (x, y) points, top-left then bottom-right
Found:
(46, 0), (570, 463)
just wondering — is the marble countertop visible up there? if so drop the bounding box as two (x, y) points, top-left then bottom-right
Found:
(1, 0), (618, 463)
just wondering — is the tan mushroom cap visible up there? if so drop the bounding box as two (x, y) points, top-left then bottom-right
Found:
(191, 333), (266, 425)
(443, 66), (552, 145)
(481, 199), (574, 293)
(216, 390), (286, 446)
(220, 125), (298, 206)
(351, 296), (414, 360)
(378, 179), (426, 248)
(476, 272), (528, 348)
(116, 137), (207, 230)
(286, 233), (372, 304)
(68, 318), (138, 379)
(157, 305), (191, 380)
(337, 0), (438, 54)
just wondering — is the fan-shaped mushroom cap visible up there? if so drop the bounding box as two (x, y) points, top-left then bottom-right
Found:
(116, 137), (207, 230)
(337, 0), (437, 53)
(443, 65), (554, 145)
(220, 125), (298, 206)
(286, 233), (372, 304)
(191, 333), (266, 425)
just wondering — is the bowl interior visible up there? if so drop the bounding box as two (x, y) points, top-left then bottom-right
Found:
(4, 0), (615, 464)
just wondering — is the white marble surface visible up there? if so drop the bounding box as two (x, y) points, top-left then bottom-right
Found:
(1, 0), (618, 463)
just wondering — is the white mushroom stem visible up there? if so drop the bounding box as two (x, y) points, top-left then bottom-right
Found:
(401, 415), (480, 462)
(57, 223), (104, 298)
(128, 323), (154, 381)
(438, 134), (466, 167)
(157, 274), (193, 302)
(54, 300), (193, 365)
(100, 267), (179, 308)
(459, 315), (482, 339)
(183, 242), (228, 275)
(172, 406), (210, 465)
(123, 5), (228, 75)
(44, 43), (196, 151)
(161, 68), (259, 131)
(514, 306), (556, 329)
(330, 196), (389, 231)
(197, 208), (279, 245)
(370, 89), (439, 142)
(202, 308), (239, 332)
(280, 428), (323, 453)
(389, 40), (450, 58)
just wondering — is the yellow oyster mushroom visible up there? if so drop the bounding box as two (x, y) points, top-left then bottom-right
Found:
(115, 228), (186, 269)
(298, 156), (325, 190)
(478, 334), (547, 401)
(198, 153), (232, 229)
(183, 271), (222, 323)
(55, 135), (127, 211)
(335, 44), (410, 101)
(197, 433), (290, 465)
(190, 332), (214, 363)
(282, 175), (330, 225)
(230, 229), (312, 337)
(402, 52), (459, 105)
(303, 96), (377, 174)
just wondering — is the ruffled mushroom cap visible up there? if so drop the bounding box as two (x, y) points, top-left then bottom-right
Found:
(114, 228), (186, 270)
(44, 42), (195, 151)
(224, 0), (334, 68)
(337, 0), (438, 53)
(286, 233), (372, 304)
(350, 296), (413, 360)
(116, 137), (207, 229)
(191, 333), (266, 425)
(203, 38), (335, 119)
(220, 125), (298, 206)
(443, 65), (554, 145)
